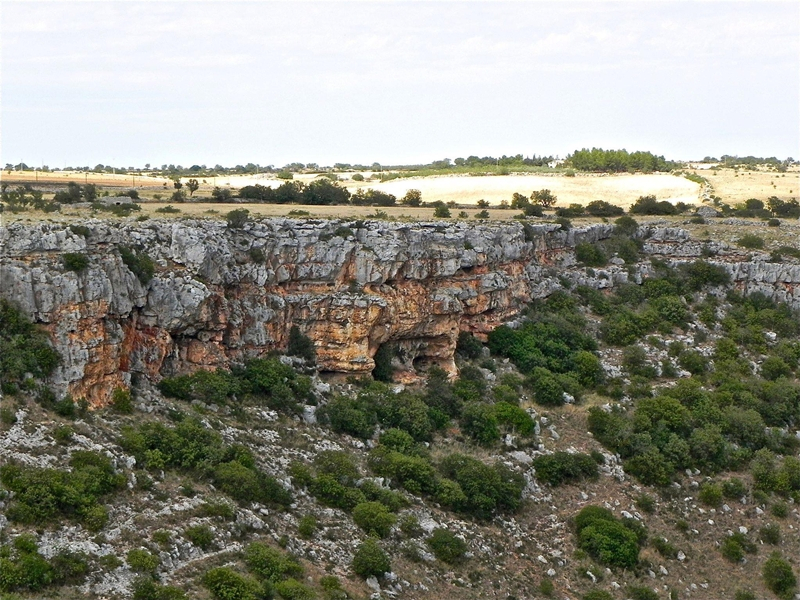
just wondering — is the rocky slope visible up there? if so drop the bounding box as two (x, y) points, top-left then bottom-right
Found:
(2, 218), (799, 407)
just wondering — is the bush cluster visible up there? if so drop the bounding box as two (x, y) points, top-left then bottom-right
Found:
(119, 246), (156, 284)
(426, 528), (468, 564)
(532, 452), (599, 486)
(352, 539), (391, 579)
(201, 542), (308, 600)
(0, 535), (89, 593)
(574, 506), (644, 569)
(120, 416), (292, 507)
(159, 357), (312, 414)
(0, 299), (60, 393)
(0, 451), (125, 530)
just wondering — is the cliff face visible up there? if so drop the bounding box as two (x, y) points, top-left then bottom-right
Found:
(1, 218), (799, 406)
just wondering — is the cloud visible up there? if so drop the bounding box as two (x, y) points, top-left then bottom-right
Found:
(2, 1), (798, 165)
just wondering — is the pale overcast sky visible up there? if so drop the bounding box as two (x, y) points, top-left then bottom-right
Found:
(2, 1), (798, 168)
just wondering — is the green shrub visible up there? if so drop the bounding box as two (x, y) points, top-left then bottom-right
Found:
(698, 482), (723, 506)
(202, 567), (265, 600)
(722, 478), (747, 499)
(574, 506), (641, 569)
(721, 536), (745, 562)
(734, 590), (757, 600)
(613, 215), (639, 236)
(438, 453), (524, 519)
(629, 195), (677, 215)
(575, 243), (607, 267)
(0, 451), (124, 528)
(760, 523), (781, 545)
(369, 449), (437, 496)
(456, 331), (483, 359)
(244, 542), (303, 583)
(583, 591), (614, 600)
(579, 518), (640, 568)
(493, 402), (535, 436)
(736, 234), (765, 249)
(69, 224), (91, 237)
(0, 300), (60, 389)
(226, 209), (250, 229)
(274, 578), (315, 600)
(651, 537), (677, 559)
(372, 343), (395, 382)
(53, 424), (73, 443)
(532, 452), (598, 486)
(627, 586), (659, 600)
(287, 325), (315, 362)
(761, 356), (792, 381)
(198, 501), (236, 521)
(427, 528), (468, 564)
(118, 246), (156, 284)
(352, 539), (390, 579)
(585, 200), (624, 217)
(763, 552), (797, 599)
(298, 515), (317, 539)
(320, 396), (376, 439)
(62, 252), (89, 272)
(111, 387), (134, 413)
(529, 368), (565, 406)
(127, 548), (159, 574)
(131, 577), (187, 600)
(352, 502), (396, 538)
(354, 480), (406, 511)
(771, 501), (789, 518)
(433, 203), (451, 218)
(574, 351), (605, 387)
(460, 403), (500, 446)
(721, 532), (757, 563)
(635, 494), (656, 514)
(184, 525), (214, 550)
(677, 349), (709, 375)
(213, 460), (292, 507)
(154, 205), (181, 213)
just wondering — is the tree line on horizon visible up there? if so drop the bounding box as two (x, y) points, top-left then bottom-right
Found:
(6, 150), (797, 179)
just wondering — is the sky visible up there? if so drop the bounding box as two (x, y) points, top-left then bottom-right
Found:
(2, 1), (799, 168)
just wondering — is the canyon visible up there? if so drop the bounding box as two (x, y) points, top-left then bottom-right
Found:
(2, 218), (799, 406)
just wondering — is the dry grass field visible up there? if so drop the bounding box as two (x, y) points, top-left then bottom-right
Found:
(693, 167), (800, 205)
(3, 168), (798, 227)
(364, 172), (700, 208)
(1, 170), (171, 188)
(2, 169), (702, 208)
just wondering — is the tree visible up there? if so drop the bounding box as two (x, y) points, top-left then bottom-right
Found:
(532, 189), (557, 208)
(401, 189), (422, 206)
(173, 179), (182, 190)
(510, 193), (529, 210)
(186, 178), (199, 197)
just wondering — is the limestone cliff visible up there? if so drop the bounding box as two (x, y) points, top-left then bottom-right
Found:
(1, 218), (798, 406)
